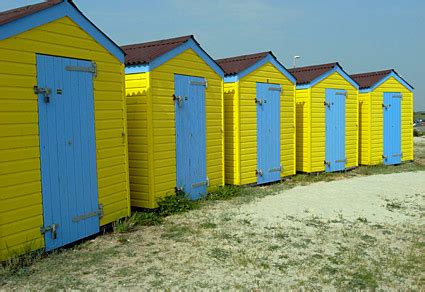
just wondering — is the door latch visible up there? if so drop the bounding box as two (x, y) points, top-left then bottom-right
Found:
(34, 86), (52, 103)
(40, 223), (59, 240)
(173, 94), (183, 107)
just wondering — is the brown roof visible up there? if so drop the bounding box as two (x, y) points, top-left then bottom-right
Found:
(350, 70), (394, 89)
(215, 52), (270, 76)
(0, 0), (63, 26)
(288, 62), (341, 85)
(121, 35), (194, 65)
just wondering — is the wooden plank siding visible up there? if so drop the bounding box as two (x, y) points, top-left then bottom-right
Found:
(224, 62), (296, 185)
(360, 77), (414, 165)
(358, 92), (371, 165)
(295, 71), (358, 173)
(223, 82), (239, 184)
(295, 88), (311, 172)
(125, 72), (150, 207)
(125, 48), (224, 209)
(0, 17), (130, 261)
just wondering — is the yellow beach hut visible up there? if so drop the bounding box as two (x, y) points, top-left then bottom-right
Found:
(351, 70), (414, 165)
(289, 63), (359, 173)
(0, 0), (130, 261)
(122, 35), (225, 208)
(216, 52), (296, 185)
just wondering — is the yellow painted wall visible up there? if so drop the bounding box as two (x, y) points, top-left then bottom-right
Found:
(125, 73), (150, 207)
(295, 88), (311, 172)
(224, 62), (296, 185)
(295, 71), (358, 173)
(358, 92), (371, 165)
(125, 48), (224, 209)
(223, 82), (240, 184)
(0, 17), (130, 261)
(358, 77), (413, 165)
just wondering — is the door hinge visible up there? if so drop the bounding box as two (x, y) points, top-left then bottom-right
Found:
(335, 91), (347, 96)
(392, 153), (403, 157)
(268, 87), (282, 93)
(256, 169), (263, 177)
(269, 165), (282, 173)
(72, 204), (103, 223)
(255, 98), (263, 105)
(324, 160), (330, 166)
(324, 101), (331, 107)
(382, 154), (388, 159)
(191, 177), (209, 188)
(393, 94), (402, 98)
(382, 103), (390, 109)
(65, 62), (97, 78)
(190, 79), (207, 88)
(34, 86), (52, 103)
(335, 158), (347, 163)
(40, 223), (59, 240)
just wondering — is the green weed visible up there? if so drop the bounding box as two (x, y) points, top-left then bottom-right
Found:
(385, 200), (403, 211)
(207, 185), (241, 200)
(209, 247), (230, 261)
(199, 221), (217, 229)
(157, 191), (200, 217)
(1, 241), (44, 278)
(346, 267), (379, 290)
(160, 224), (193, 240)
(114, 211), (162, 233)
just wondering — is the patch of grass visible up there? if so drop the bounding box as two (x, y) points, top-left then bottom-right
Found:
(385, 199), (403, 211)
(274, 232), (290, 240)
(356, 217), (368, 223)
(207, 185), (241, 200)
(413, 128), (422, 137)
(115, 267), (133, 277)
(232, 251), (257, 267)
(209, 247), (230, 261)
(360, 234), (377, 245)
(346, 267), (379, 290)
(199, 221), (217, 229)
(160, 224), (193, 240)
(267, 245), (280, 251)
(114, 212), (162, 233)
(1, 242), (45, 279)
(157, 191), (200, 217)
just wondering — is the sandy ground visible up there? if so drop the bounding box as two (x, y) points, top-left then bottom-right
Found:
(2, 170), (424, 290)
(239, 171), (425, 225)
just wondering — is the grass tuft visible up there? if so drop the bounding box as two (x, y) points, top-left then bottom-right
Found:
(157, 191), (200, 217)
(114, 211), (162, 233)
(207, 185), (241, 201)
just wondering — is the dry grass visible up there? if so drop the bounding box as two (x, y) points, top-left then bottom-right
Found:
(1, 140), (424, 289)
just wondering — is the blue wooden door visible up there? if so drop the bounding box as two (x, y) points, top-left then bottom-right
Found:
(325, 89), (346, 172)
(174, 74), (207, 199)
(383, 92), (402, 165)
(256, 82), (281, 184)
(37, 55), (99, 251)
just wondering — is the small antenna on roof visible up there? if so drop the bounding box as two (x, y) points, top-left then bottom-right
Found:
(293, 56), (300, 68)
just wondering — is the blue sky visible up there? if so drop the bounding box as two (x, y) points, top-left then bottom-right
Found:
(2, 0), (424, 110)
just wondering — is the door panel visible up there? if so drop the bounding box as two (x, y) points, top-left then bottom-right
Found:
(174, 74), (207, 199)
(325, 89), (346, 172)
(256, 82), (281, 184)
(37, 55), (99, 251)
(383, 92), (402, 165)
